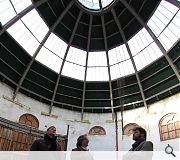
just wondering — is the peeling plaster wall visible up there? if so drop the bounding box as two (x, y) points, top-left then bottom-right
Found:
(0, 82), (179, 151)
(117, 93), (180, 151)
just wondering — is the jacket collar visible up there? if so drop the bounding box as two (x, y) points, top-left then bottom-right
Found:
(44, 134), (57, 142)
(132, 138), (146, 151)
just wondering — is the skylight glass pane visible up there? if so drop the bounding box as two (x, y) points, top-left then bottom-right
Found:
(44, 33), (67, 59)
(110, 65), (121, 80)
(0, 0), (16, 25)
(78, 0), (100, 10)
(66, 47), (87, 66)
(62, 62), (85, 80)
(110, 59), (134, 80)
(36, 47), (62, 73)
(148, 0), (179, 36)
(21, 10), (49, 42)
(128, 36), (138, 56)
(140, 29), (153, 45)
(128, 29), (153, 56)
(7, 20), (39, 56)
(161, 0), (179, 14)
(158, 11), (180, 51)
(108, 44), (130, 65)
(133, 42), (163, 71)
(150, 42), (163, 58)
(158, 30), (175, 51)
(86, 67), (109, 81)
(148, 19), (161, 36)
(101, 0), (114, 8)
(11, 0), (32, 14)
(119, 59), (134, 77)
(88, 51), (107, 66)
(169, 12), (180, 39)
(134, 53), (146, 71)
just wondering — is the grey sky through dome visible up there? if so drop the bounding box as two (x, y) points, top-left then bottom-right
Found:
(78, 0), (115, 10)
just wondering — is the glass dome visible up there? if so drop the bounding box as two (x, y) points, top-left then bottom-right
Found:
(0, 0), (179, 114)
(1, 0), (179, 81)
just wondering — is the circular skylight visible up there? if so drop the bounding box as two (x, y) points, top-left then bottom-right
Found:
(78, 0), (115, 10)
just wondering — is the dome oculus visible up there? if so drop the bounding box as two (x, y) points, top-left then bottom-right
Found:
(78, 0), (115, 10)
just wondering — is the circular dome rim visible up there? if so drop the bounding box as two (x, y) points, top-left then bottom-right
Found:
(75, 0), (118, 14)
(32, 0), (161, 52)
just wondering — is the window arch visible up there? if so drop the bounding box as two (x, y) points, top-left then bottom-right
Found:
(19, 114), (39, 129)
(123, 123), (139, 135)
(159, 113), (180, 141)
(89, 126), (106, 135)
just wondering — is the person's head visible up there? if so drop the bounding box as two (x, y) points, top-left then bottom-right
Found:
(76, 135), (89, 148)
(47, 126), (56, 137)
(132, 127), (147, 141)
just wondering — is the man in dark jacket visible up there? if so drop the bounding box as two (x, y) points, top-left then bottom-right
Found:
(30, 126), (60, 151)
(129, 127), (153, 151)
(123, 127), (153, 160)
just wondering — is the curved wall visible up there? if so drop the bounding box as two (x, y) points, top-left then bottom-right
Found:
(0, 82), (179, 151)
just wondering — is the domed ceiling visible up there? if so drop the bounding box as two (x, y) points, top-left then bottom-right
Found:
(0, 0), (179, 119)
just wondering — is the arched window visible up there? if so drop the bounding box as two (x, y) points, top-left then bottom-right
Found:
(19, 114), (39, 129)
(89, 126), (106, 135)
(159, 113), (180, 141)
(123, 123), (139, 136)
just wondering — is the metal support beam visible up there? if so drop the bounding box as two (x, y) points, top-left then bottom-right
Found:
(111, 8), (148, 111)
(120, 0), (180, 82)
(165, 0), (180, 8)
(81, 15), (93, 121)
(101, 15), (115, 120)
(0, 0), (48, 36)
(49, 11), (82, 114)
(12, 1), (74, 100)
(98, 0), (103, 10)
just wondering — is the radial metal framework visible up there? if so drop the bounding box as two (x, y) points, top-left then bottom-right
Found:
(0, 0), (179, 120)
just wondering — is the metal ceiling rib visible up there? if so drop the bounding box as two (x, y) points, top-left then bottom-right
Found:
(99, 0), (103, 10)
(12, 1), (75, 101)
(49, 10), (83, 114)
(81, 15), (93, 121)
(101, 14), (115, 120)
(111, 8), (148, 111)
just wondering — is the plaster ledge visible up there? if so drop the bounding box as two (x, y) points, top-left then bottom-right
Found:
(3, 95), (31, 110)
(41, 112), (58, 119)
(67, 119), (91, 124)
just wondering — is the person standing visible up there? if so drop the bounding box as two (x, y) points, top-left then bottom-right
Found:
(123, 127), (153, 160)
(72, 135), (89, 151)
(71, 135), (93, 160)
(30, 126), (61, 151)
(129, 127), (153, 151)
